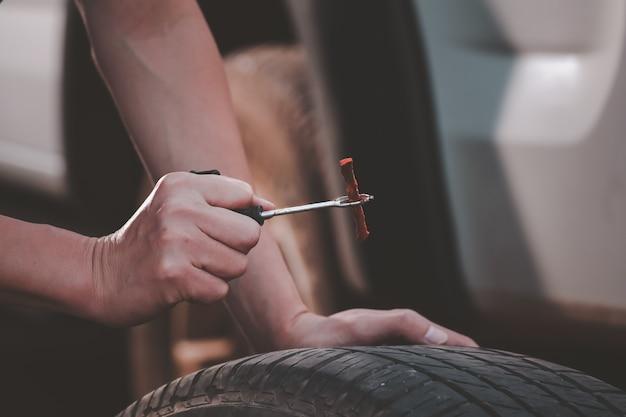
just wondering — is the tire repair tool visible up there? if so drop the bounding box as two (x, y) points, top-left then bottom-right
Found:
(191, 162), (373, 235)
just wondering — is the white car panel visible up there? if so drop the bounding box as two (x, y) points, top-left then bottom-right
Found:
(0, 0), (68, 196)
(417, 0), (626, 318)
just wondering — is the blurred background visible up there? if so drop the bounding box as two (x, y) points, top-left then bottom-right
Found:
(1, 1), (626, 416)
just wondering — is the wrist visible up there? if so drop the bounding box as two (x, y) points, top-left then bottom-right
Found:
(93, 234), (124, 324)
(66, 234), (100, 320)
(73, 234), (115, 322)
(35, 225), (103, 320)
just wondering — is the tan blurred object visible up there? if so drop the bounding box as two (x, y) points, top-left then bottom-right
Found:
(172, 338), (238, 377)
(226, 46), (339, 313)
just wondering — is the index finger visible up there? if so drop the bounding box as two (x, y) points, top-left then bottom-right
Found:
(188, 174), (261, 209)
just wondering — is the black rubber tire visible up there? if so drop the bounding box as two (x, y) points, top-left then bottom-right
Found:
(117, 346), (626, 417)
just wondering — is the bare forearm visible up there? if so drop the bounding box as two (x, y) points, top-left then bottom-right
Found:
(77, 0), (307, 348)
(76, 0), (247, 179)
(0, 215), (95, 317)
(226, 233), (308, 351)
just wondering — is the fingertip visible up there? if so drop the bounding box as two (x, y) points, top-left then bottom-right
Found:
(254, 196), (276, 211)
(465, 337), (480, 348)
(217, 279), (230, 297)
(446, 333), (479, 348)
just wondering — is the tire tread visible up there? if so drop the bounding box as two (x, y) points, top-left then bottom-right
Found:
(116, 346), (626, 417)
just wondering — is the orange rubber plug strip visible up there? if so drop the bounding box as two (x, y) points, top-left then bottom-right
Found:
(339, 157), (370, 240)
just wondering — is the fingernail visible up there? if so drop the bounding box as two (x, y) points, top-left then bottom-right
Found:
(256, 196), (276, 210)
(424, 325), (448, 345)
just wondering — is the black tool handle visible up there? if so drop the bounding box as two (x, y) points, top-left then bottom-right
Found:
(233, 206), (265, 225)
(190, 169), (222, 175)
(190, 169), (265, 225)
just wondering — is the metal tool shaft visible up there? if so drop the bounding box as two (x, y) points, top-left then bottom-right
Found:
(261, 194), (373, 220)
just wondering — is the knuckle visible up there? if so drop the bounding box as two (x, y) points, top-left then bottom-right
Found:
(157, 202), (176, 219)
(162, 289), (182, 306)
(157, 172), (184, 190)
(336, 316), (358, 338)
(227, 178), (254, 201)
(396, 309), (416, 325)
(239, 181), (254, 197)
(156, 172), (190, 195)
(156, 257), (185, 282)
(156, 225), (180, 246)
(159, 200), (189, 218)
(336, 315), (353, 328)
(155, 199), (173, 218)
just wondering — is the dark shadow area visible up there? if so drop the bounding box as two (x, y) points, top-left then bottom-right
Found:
(0, 306), (129, 417)
(300, 0), (476, 330)
(63, 7), (144, 238)
(0, 5), (140, 417)
(198, 0), (296, 55)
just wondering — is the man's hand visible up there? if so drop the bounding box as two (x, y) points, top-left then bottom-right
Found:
(86, 172), (273, 326)
(276, 309), (478, 349)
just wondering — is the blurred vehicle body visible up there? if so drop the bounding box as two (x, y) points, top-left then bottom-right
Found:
(418, 0), (626, 327)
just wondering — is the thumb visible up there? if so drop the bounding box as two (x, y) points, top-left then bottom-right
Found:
(253, 195), (276, 211)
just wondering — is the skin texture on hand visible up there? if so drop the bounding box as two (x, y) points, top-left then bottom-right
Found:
(0, 215), (95, 317)
(276, 310), (478, 349)
(88, 172), (273, 326)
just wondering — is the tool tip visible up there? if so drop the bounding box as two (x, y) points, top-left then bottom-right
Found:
(360, 194), (374, 204)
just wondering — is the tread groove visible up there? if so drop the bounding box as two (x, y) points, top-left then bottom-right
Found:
(395, 347), (542, 417)
(169, 376), (185, 402)
(292, 351), (357, 397)
(340, 347), (501, 417)
(521, 356), (625, 417)
(154, 380), (172, 410)
(445, 349), (588, 417)
(128, 400), (139, 417)
(258, 349), (317, 390)
(424, 401), (469, 417)
(329, 362), (400, 412)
